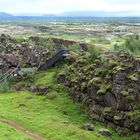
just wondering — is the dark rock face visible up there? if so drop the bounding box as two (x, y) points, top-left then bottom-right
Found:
(0, 53), (19, 73)
(64, 51), (140, 134)
(29, 36), (88, 51)
(0, 34), (50, 73)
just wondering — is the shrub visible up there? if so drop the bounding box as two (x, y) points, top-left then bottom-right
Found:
(0, 80), (10, 93)
(87, 45), (101, 62)
(124, 35), (140, 55)
(16, 35), (25, 43)
(36, 38), (55, 50)
(113, 35), (140, 55)
(67, 43), (80, 52)
(114, 43), (121, 51)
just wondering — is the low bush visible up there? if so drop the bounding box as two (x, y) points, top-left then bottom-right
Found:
(0, 80), (10, 93)
(114, 34), (140, 55)
(87, 45), (101, 62)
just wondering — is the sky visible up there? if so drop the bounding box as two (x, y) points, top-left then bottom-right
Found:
(0, 0), (140, 15)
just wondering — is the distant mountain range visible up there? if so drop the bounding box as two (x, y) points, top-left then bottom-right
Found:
(57, 11), (140, 17)
(0, 11), (140, 18)
(0, 12), (13, 18)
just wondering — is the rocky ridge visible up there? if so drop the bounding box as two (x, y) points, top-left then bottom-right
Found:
(59, 51), (140, 136)
(0, 34), (50, 73)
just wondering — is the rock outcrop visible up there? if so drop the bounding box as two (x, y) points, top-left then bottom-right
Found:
(29, 36), (89, 51)
(61, 50), (140, 136)
(0, 34), (50, 73)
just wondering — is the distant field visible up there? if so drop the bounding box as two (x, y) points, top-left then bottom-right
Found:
(1, 17), (139, 52)
(0, 17), (140, 24)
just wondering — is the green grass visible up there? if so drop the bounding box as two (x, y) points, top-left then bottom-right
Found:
(35, 69), (57, 86)
(15, 35), (26, 43)
(0, 91), (107, 140)
(0, 80), (10, 93)
(112, 35), (140, 55)
(0, 67), (135, 140)
(0, 122), (33, 140)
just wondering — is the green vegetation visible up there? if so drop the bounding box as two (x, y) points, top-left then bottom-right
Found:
(97, 83), (112, 95)
(0, 67), (134, 140)
(127, 73), (139, 81)
(67, 43), (81, 53)
(0, 122), (33, 140)
(125, 35), (140, 55)
(15, 35), (25, 43)
(0, 18), (140, 140)
(0, 81), (10, 93)
(0, 91), (103, 140)
(41, 38), (55, 50)
(91, 36), (111, 45)
(113, 34), (140, 55)
(87, 45), (101, 62)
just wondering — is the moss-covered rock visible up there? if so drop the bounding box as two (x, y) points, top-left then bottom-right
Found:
(65, 50), (140, 134)
(97, 84), (112, 95)
(121, 91), (129, 97)
(127, 73), (139, 81)
(114, 115), (122, 121)
(104, 107), (113, 113)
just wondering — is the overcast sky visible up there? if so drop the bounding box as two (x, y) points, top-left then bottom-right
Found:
(0, 0), (140, 14)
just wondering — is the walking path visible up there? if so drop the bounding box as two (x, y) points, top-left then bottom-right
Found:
(0, 118), (47, 140)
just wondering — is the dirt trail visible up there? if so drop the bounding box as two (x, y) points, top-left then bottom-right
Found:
(0, 118), (47, 140)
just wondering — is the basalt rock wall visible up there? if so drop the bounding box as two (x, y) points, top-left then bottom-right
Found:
(0, 34), (50, 73)
(60, 51), (140, 135)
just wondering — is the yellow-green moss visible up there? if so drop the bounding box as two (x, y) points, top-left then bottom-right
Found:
(104, 107), (113, 113)
(126, 96), (135, 102)
(88, 77), (102, 86)
(127, 73), (139, 81)
(112, 66), (125, 74)
(114, 115), (122, 121)
(97, 84), (112, 95)
(121, 91), (129, 97)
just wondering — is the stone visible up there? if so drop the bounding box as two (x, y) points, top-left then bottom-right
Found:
(18, 103), (26, 107)
(25, 96), (33, 100)
(37, 86), (48, 95)
(57, 73), (66, 84)
(134, 125), (140, 132)
(107, 121), (117, 130)
(99, 129), (112, 137)
(0, 34), (50, 72)
(82, 124), (95, 131)
(28, 85), (37, 92)
(118, 128), (130, 137)
(104, 92), (117, 107)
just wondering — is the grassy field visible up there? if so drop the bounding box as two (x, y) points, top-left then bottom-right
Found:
(0, 17), (139, 140)
(0, 67), (135, 140)
(0, 122), (33, 140)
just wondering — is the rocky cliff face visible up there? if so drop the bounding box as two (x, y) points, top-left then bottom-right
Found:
(29, 36), (89, 51)
(61, 51), (140, 136)
(0, 34), (50, 73)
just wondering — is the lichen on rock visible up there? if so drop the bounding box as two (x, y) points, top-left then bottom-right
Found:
(64, 50), (140, 135)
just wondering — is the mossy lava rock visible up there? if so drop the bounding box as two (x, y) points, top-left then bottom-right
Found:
(65, 50), (140, 135)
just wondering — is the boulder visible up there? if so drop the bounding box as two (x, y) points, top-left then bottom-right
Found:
(37, 86), (48, 95)
(82, 124), (95, 131)
(99, 129), (112, 137)
(57, 73), (66, 84)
